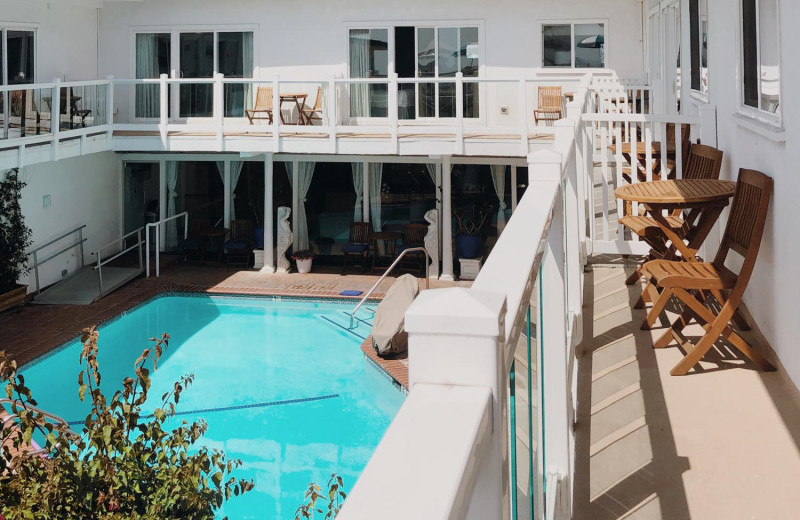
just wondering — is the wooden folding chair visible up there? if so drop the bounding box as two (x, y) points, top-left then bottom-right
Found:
(224, 219), (254, 267)
(300, 86), (323, 125)
(245, 87), (274, 125)
(640, 169), (776, 375)
(398, 223), (428, 276)
(533, 86), (562, 125)
(341, 222), (371, 273)
(622, 123), (692, 183)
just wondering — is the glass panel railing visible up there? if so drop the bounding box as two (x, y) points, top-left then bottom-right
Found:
(1, 87), (53, 139)
(58, 84), (108, 130)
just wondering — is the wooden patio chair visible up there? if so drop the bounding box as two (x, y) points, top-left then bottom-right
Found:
(181, 218), (211, 262)
(245, 87), (274, 125)
(397, 223), (428, 276)
(622, 123), (692, 184)
(533, 86), (562, 126)
(341, 222), (371, 273)
(640, 169), (776, 375)
(224, 219), (254, 267)
(300, 87), (323, 125)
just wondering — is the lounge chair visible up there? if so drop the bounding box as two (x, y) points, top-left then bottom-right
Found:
(640, 169), (776, 375)
(224, 219), (254, 267)
(341, 222), (371, 273)
(300, 86), (323, 125)
(245, 87), (274, 125)
(533, 86), (562, 126)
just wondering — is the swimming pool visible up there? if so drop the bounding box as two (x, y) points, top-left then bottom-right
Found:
(19, 294), (405, 520)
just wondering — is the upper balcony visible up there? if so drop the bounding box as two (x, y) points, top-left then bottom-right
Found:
(0, 70), (629, 169)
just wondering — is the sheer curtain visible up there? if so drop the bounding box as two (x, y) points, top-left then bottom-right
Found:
(135, 34), (160, 119)
(349, 29), (370, 117)
(351, 163), (364, 221)
(368, 163), (383, 232)
(287, 162), (316, 250)
(216, 161), (245, 220)
(490, 165), (508, 235)
(166, 162), (180, 248)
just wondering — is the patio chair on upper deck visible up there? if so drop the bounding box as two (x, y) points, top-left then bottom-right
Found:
(300, 87), (324, 125)
(640, 169), (776, 375)
(341, 222), (371, 273)
(245, 87), (274, 125)
(533, 86), (562, 126)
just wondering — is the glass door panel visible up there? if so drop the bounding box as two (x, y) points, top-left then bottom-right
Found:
(437, 28), (458, 118)
(6, 31), (35, 84)
(179, 32), (214, 118)
(417, 28), (436, 118)
(460, 27), (480, 118)
(218, 31), (253, 117)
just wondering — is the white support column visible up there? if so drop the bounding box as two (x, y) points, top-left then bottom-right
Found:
(362, 161), (370, 223)
(529, 149), (572, 519)
(292, 159), (299, 251)
(436, 162), (443, 262)
(405, 287), (509, 520)
(223, 160), (232, 228)
(441, 156), (454, 281)
(510, 165), (518, 212)
(158, 160), (167, 252)
(262, 153), (275, 273)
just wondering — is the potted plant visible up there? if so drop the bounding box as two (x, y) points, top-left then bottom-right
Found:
(291, 249), (315, 274)
(0, 168), (32, 312)
(454, 204), (489, 259)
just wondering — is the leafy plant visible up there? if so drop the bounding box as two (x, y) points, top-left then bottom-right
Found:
(294, 474), (347, 520)
(0, 328), (253, 519)
(0, 168), (33, 294)
(291, 249), (315, 261)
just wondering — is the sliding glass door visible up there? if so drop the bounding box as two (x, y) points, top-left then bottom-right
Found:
(179, 32), (214, 118)
(135, 33), (170, 119)
(218, 31), (254, 117)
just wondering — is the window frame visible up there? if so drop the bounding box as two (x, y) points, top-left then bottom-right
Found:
(129, 25), (257, 122)
(738, 0), (782, 126)
(688, 0), (709, 100)
(345, 20), (485, 123)
(1, 24), (38, 86)
(540, 19), (608, 69)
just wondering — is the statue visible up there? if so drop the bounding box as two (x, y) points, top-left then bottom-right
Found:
(276, 206), (292, 273)
(424, 209), (439, 279)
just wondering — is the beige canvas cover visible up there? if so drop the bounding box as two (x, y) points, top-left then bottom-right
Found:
(371, 274), (419, 357)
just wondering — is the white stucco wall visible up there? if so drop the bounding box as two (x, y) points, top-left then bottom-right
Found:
(0, 0), (100, 82)
(17, 152), (122, 292)
(673, 0), (799, 385)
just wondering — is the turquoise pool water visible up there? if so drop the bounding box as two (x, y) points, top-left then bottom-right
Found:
(19, 294), (405, 519)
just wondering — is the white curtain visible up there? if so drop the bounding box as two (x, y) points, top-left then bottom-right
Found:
(490, 165), (508, 235)
(351, 163), (364, 221)
(135, 33), (160, 119)
(166, 162), (180, 248)
(349, 29), (370, 117)
(287, 161), (316, 250)
(216, 161), (245, 221)
(368, 163), (383, 232)
(425, 163), (437, 186)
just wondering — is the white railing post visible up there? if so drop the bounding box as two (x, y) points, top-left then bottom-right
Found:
(159, 74), (168, 148)
(327, 76), (337, 152)
(51, 78), (61, 161)
(272, 76), (281, 151)
(389, 73), (399, 154)
(262, 152), (275, 273)
(528, 149), (573, 520)
(106, 75), (114, 146)
(518, 77), (528, 154)
(405, 288), (508, 520)
(455, 72), (464, 155)
(214, 73), (224, 150)
(440, 156), (454, 281)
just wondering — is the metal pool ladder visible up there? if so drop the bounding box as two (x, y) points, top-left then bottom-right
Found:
(348, 247), (430, 329)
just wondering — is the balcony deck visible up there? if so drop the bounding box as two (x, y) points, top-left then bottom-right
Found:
(573, 262), (800, 519)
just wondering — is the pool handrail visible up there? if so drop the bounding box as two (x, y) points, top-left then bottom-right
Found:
(348, 247), (430, 329)
(145, 211), (189, 277)
(0, 398), (78, 454)
(27, 224), (88, 294)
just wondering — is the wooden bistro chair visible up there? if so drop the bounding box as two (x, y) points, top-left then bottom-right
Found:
(533, 86), (562, 126)
(640, 169), (776, 376)
(341, 222), (372, 273)
(181, 218), (211, 263)
(224, 219), (254, 268)
(622, 123), (692, 184)
(621, 143), (724, 269)
(300, 87), (324, 125)
(245, 87), (274, 125)
(397, 223), (428, 276)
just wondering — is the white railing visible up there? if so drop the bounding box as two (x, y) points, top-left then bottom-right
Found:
(338, 77), (592, 520)
(145, 211), (188, 277)
(27, 224), (87, 294)
(91, 227), (145, 297)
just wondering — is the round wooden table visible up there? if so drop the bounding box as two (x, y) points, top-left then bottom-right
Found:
(616, 179), (736, 261)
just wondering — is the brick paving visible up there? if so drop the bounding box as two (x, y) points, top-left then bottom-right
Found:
(0, 264), (466, 381)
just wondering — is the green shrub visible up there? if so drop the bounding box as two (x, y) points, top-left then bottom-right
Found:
(0, 328), (253, 519)
(0, 168), (33, 294)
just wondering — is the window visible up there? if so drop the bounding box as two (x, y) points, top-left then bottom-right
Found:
(689, 0), (709, 94)
(742, 0), (780, 116)
(543, 23), (605, 68)
(348, 24), (481, 119)
(2, 29), (35, 85)
(133, 30), (253, 119)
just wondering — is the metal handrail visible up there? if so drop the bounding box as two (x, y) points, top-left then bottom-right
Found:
(349, 247), (430, 329)
(91, 227), (145, 298)
(0, 398), (77, 455)
(27, 224), (87, 294)
(145, 212), (189, 277)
